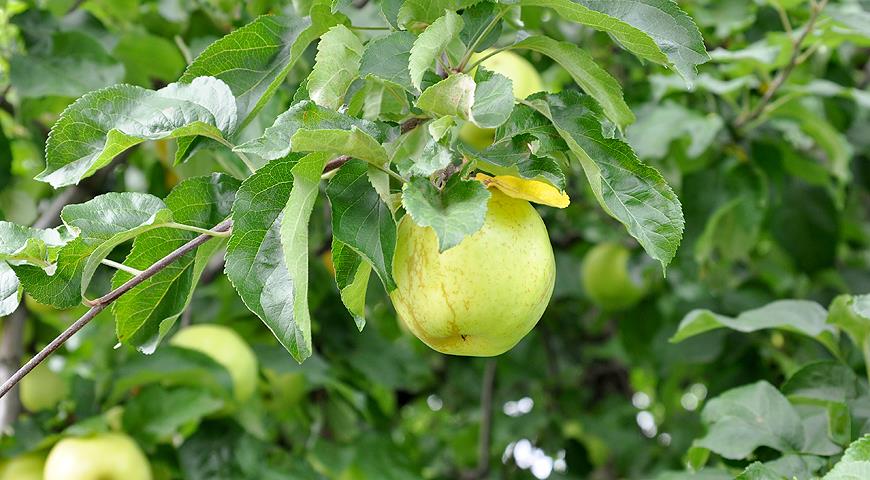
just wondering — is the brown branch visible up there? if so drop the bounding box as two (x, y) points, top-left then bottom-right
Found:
(0, 219), (233, 399)
(0, 306), (26, 429)
(734, 0), (829, 129)
(463, 360), (497, 480)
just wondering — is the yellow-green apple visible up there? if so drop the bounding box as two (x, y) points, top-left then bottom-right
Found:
(581, 242), (646, 311)
(170, 324), (258, 402)
(390, 188), (555, 356)
(19, 363), (67, 412)
(43, 433), (151, 480)
(0, 452), (44, 480)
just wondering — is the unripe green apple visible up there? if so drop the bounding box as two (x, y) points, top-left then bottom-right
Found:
(460, 50), (545, 149)
(0, 452), (44, 480)
(19, 363), (67, 412)
(43, 433), (151, 480)
(170, 324), (258, 402)
(390, 189), (555, 356)
(581, 242), (645, 311)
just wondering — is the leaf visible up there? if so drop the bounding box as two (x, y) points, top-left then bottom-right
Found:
(459, 143), (566, 190)
(408, 11), (463, 91)
(494, 103), (568, 157)
(9, 31), (124, 98)
(401, 175), (490, 252)
(326, 160), (398, 290)
(526, 91), (684, 270)
(234, 100), (390, 163)
(308, 25), (365, 110)
(476, 173), (569, 208)
(513, 36), (634, 130)
(113, 31), (186, 86)
(123, 386), (224, 445)
(0, 125), (10, 191)
(38, 77), (237, 188)
(671, 300), (839, 355)
(392, 127), (455, 178)
(0, 222), (71, 267)
(397, 0), (479, 28)
(332, 239), (371, 330)
(459, 2), (503, 53)
(736, 463), (784, 480)
(416, 74), (476, 119)
(698, 381), (805, 460)
(15, 193), (174, 308)
(781, 362), (867, 405)
(359, 31), (416, 92)
(225, 155), (318, 362)
(111, 174), (239, 353)
(348, 78), (411, 122)
(180, 13), (343, 129)
(470, 68), (515, 129)
(627, 101), (723, 160)
(0, 263), (20, 317)
(828, 294), (870, 350)
(518, 0), (708, 84)
(823, 436), (870, 480)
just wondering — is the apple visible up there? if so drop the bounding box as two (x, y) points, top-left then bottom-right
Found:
(390, 188), (555, 356)
(19, 363), (67, 412)
(170, 324), (258, 402)
(581, 242), (646, 311)
(460, 49), (545, 149)
(0, 453), (44, 480)
(43, 433), (151, 480)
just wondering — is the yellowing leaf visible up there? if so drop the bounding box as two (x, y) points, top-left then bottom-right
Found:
(475, 173), (570, 208)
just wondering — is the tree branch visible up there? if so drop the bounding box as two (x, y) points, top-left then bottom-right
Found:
(463, 360), (497, 480)
(0, 306), (27, 430)
(0, 219), (233, 399)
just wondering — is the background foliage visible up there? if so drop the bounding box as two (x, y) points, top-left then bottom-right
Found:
(0, 0), (869, 479)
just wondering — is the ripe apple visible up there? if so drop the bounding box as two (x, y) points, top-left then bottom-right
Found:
(19, 363), (67, 412)
(390, 188), (555, 356)
(0, 453), (44, 480)
(43, 433), (151, 480)
(460, 49), (545, 149)
(170, 324), (258, 402)
(581, 242), (646, 311)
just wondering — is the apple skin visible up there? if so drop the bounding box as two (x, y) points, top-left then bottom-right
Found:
(581, 243), (645, 311)
(0, 453), (44, 480)
(43, 433), (151, 480)
(19, 363), (67, 412)
(170, 324), (258, 403)
(460, 50), (545, 149)
(390, 188), (555, 356)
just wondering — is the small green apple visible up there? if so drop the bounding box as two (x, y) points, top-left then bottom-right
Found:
(581, 242), (645, 311)
(19, 363), (67, 412)
(43, 433), (151, 480)
(460, 49), (545, 149)
(390, 188), (555, 356)
(0, 452), (44, 480)
(170, 324), (258, 402)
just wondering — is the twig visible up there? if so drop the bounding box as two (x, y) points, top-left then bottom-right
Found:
(734, 0), (829, 129)
(0, 306), (26, 429)
(463, 360), (497, 480)
(0, 219), (233, 399)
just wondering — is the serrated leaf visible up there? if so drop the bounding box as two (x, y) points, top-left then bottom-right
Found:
(181, 13), (343, 130)
(38, 77), (236, 188)
(15, 193), (174, 308)
(460, 2), (504, 53)
(417, 73), (476, 118)
(308, 25), (365, 110)
(393, 128), (455, 178)
(234, 100), (390, 163)
(0, 222), (71, 267)
(0, 263), (20, 317)
(518, 0), (708, 84)
(349, 78), (411, 122)
(459, 142), (566, 189)
(112, 174), (239, 353)
(224, 155), (317, 362)
(470, 68), (514, 129)
(123, 386), (224, 445)
(823, 436), (870, 480)
(359, 31), (416, 92)
(627, 101), (723, 159)
(476, 173), (569, 208)
(408, 11), (464, 91)
(782, 362), (866, 404)
(513, 35), (634, 130)
(401, 175), (490, 252)
(332, 239), (371, 330)
(10, 31), (124, 98)
(398, 0), (480, 28)
(526, 91), (684, 270)
(494, 104), (568, 157)
(326, 160), (397, 290)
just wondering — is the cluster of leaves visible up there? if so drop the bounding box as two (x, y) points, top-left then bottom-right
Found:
(0, 0), (868, 479)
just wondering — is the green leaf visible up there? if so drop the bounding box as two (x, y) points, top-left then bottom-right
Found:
(671, 300), (839, 355)
(0, 125), (10, 191)
(518, 0), (708, 84)
(181, 13), (343, 129)
(15, 193), (174, 308)
(111, 174), (239, 353)
(9, 31), (124, 98)
(308, 25), (365, 110)
(417, 73), (475, 118)
(736, 463), (784, 480)
(332, 239), (371, 330)
(113, 31), (186, 86)
(526, 91), (684, 270)
(393, 128), (455, 178)
(225, 155), (321, 362)
(398, 0), (479, 28)
(494, 103), (568, 157)
(770, 101), (852, 184)
(122, 386), (224, 445)
(828, 294), (870, 350)
(513, 35), (634, 130)
(0, 262), (20, 317)
(698, 381), (805, 459)
(470, 68), (515, 129)
(782, 361), (867, 404)
(401, 176), (490, 252)
(234, 100), (390, 164)
(459, 143), (566, 190)
(628, 101), (723, 160)
(326, 160), (397, 290)
(348, 77), (411, 122)
(359, 31), (416, 93)
(0, 222), (71, 267)
(459, 2), (503, 53)
(408, 11), (463, 91)
(38, 77), (236, 188)
(824, 436), (870, 480)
